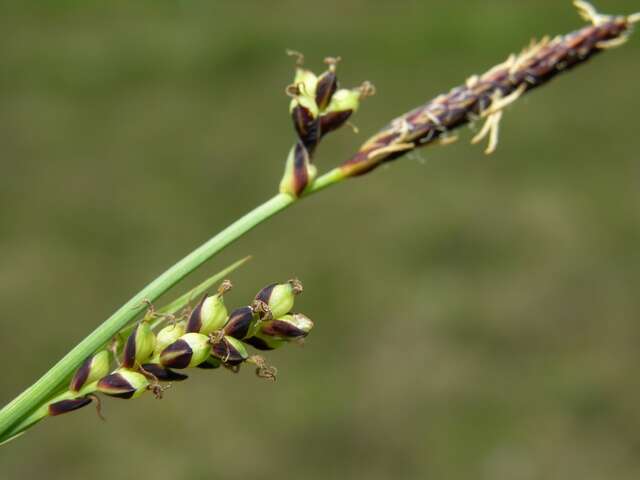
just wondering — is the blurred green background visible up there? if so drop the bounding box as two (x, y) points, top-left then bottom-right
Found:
(1, 1), (639, 478)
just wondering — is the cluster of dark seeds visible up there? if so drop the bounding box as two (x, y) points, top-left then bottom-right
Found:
(47, 279), (313, 418)
(279, 51), (374, 197)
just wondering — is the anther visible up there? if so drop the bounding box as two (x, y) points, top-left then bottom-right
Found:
(248, 355), (277, 381)
(148, 383), (171, 400)
(286, 49), (305, 66)
(217, 279), (233, 295)
(323, 56), (342, 72)
(573, 1), (608, 26)
(358, 81), (376, 98)
(345, 121), (360, 134)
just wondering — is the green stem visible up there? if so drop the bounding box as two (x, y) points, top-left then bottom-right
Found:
(0, 168), (346, 440)
(2, 381), (101, 445)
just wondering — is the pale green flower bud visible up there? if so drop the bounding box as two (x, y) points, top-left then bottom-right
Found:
(254, 279), (303, 319)
(245, 313), (314, 351)
(122, 321), (156, 368)
(160, 332), (211, 369)
(97, 368), (150, 399)
(154, 322), (186, 356)
(69, 350), (110, 393)
(286, 49), (318, 98)
(186, 281), (231, 335)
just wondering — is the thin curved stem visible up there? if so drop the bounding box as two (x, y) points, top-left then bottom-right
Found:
(0, 168), (346, 441)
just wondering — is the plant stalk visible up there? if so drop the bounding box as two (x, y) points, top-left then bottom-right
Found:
(0, 168), (345, 441)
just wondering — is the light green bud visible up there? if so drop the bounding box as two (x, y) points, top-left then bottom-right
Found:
(122, 321), (156, 368)
(69, 350), (111, 393)
(254, 279), (303, 319)
(97, 368), (150, 399)
(154, 322), (186, 355)
(186, 281), (231, 335)
(160, 332), (211, 369)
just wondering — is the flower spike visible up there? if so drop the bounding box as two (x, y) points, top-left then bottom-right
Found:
(280, 53), (373, 197)
(340, 1), (637, 178)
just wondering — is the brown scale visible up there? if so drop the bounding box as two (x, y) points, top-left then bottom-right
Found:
(341, 1), (638, 177)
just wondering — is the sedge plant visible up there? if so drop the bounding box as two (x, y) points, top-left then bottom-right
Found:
(0, 1), (637, 445)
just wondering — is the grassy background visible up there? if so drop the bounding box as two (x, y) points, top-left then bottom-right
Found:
(1, 1), (639, 478)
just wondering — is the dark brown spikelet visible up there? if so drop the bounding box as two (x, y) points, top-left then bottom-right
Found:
(292, 105), (321, 153)
(254, 283), (277, 305)
(141, 363), (188, 381)
(261, 319), (308, 339)
(223, 306), (256, 340)
(290, 141), (313, 196)
(185, 294), (206, 334)
(122, 323), (140, 368)
(315, 57), (340, 111)
(244, 336), (274, 351)
(320, 110), (353, 137)
(341, 2), (638, 177)
(49, 397), (92, 416)
(159, 339), (193, 369)
(97, 373), (137, 399)
(69, 356), (93, 393)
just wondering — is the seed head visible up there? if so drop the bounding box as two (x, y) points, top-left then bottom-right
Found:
(280, 53), (373, 198)
(339, 2), (635, 178)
